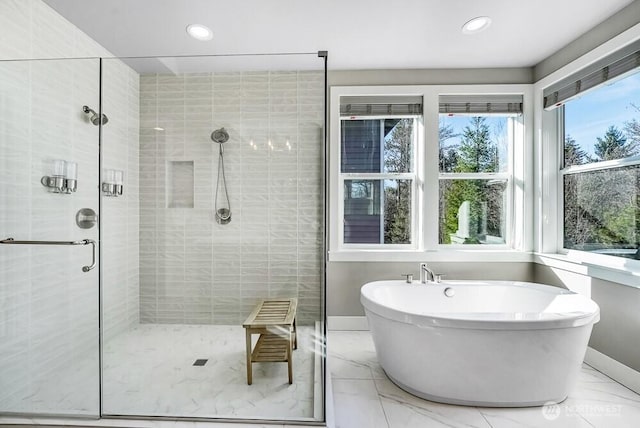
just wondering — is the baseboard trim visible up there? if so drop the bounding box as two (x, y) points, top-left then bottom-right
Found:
(585, 347), (640, 394)
(327, 316), (369, 331)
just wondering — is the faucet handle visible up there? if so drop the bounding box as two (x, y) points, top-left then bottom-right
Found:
(401, 273), (414, 283)
(434, 273), (445, 283)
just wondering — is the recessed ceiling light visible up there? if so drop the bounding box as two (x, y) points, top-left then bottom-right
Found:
(186, 24), (213, 41)
(462, 16), (492, 35)
(153, 127), (165, 131)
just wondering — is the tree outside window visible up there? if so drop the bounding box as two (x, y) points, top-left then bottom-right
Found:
(562, 73), (640, 260)
(439, 116), (510, 245)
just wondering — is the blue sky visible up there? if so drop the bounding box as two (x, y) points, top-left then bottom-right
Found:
(565, 71), (640, 156)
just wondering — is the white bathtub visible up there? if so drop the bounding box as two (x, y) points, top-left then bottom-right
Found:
(361, 280), (600, 407)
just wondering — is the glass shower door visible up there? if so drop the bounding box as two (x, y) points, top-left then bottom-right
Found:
(0, 58), (101, 417)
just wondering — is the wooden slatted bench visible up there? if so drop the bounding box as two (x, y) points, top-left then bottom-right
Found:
(242, 298), (298, 385)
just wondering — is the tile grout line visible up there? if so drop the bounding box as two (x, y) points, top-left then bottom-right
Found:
(578, 412), (598, 428)
(478, 408), (495, 428)
(370, 366), (392, 428)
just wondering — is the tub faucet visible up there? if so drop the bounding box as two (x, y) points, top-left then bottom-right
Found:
(419, 263), (435, 284)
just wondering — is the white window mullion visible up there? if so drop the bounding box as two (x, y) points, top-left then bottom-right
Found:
(423, 88), (440, 250)
(438, 173), (511, 180)
(342, 173), (415, 180)
(379, 118), (385, 245)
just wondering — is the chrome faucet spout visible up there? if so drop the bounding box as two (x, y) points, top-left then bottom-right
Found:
(419, 263), (435, 284)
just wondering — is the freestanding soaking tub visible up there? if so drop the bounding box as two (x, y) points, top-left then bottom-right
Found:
(361, 280), (600, 407)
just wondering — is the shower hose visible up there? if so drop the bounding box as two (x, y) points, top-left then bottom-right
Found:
(215, 144), (231, 222)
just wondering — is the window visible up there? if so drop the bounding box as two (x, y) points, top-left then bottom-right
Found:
(340, 113), (419, 246)
(329, 86), (530, 259)
(438, 95), (522, 246)
(559, 71), (640, 260)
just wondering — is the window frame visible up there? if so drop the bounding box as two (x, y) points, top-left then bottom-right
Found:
(557, 95), (640, 261)
(437, 112), (522, 249)
(339, 115), (420, 250)
(534, 25), (640, 284)
(329, 85), (533, 262)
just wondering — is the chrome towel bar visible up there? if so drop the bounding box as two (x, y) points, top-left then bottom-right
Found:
(0, 237), (97, 272)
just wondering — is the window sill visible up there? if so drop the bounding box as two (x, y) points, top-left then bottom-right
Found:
(533, 252), (640, 289)
(328, 249), (533, 263)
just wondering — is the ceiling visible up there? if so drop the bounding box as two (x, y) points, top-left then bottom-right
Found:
(44, 0), (634, 71)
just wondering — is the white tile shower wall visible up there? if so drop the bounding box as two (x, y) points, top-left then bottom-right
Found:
(0, 57), (102, 414)
(139, 71), (323, 325)
(0, 0), (139, 413)
(101, 59), (140, 343)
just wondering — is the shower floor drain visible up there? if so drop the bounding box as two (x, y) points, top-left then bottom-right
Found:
(193, 359), (208, 366)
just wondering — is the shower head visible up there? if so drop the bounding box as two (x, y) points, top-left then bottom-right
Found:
(83, 105), (108, 126)
(211, 128), (229, 144)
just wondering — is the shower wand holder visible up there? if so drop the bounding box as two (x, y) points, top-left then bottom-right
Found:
(215, 208), (231, 225)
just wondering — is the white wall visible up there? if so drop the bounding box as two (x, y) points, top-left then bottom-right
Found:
(328, 262), (534, 316)
(329, 68), (533, 86)
(533, 1), (640, 80)
(0, 0), (139, 414)
(534, 265), (640, 372)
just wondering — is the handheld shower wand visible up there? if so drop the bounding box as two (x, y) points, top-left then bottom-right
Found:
(211, 128), (231, 224)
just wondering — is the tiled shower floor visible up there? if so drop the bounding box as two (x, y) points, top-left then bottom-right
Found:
(102, 324), (319, 420)
(3, 324), (319, 421)
(329, 330), (640, 428)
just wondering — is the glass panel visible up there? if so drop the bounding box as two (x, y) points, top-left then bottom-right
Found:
(101, 54), (325, 422)
(439, 115), (510, 173)
(564, 166), (640, 259)
(341, 120), (381, 172)
(563, 71), (640, 167)
(344, 180), (382, 243)
(0, 58), (100, 416)
(383, 179), (412, 244)
(383, 119), (414, 173)
(439, 179), (508, 244)
(341, 118), (414, 173)
(344, 179), (412, 244)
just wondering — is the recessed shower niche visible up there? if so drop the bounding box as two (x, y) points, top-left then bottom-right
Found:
(167, 160), (194, 208)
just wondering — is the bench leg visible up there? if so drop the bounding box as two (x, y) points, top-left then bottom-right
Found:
(245, 329), (252, 385)
(293, 318), (297, 350)
(287, 331), (293, 384)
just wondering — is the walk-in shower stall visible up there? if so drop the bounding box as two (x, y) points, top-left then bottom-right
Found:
(0, 52), (327, 424)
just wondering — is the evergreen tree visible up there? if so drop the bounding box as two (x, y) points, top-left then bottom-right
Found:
(594, 126), (633, 161)
(441, 117), (501, 244)
(455, 117), (497, 173)
(564, 134), (587, 167)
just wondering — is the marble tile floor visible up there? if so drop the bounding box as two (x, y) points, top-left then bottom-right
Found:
(1, 324), (320, 422)
(328, 330), (640, 428)
(103, 324), (318, 420)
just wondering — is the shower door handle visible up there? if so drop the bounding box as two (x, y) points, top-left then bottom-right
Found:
(81, 239), (97, 272)
(0, 237), (97, 272)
